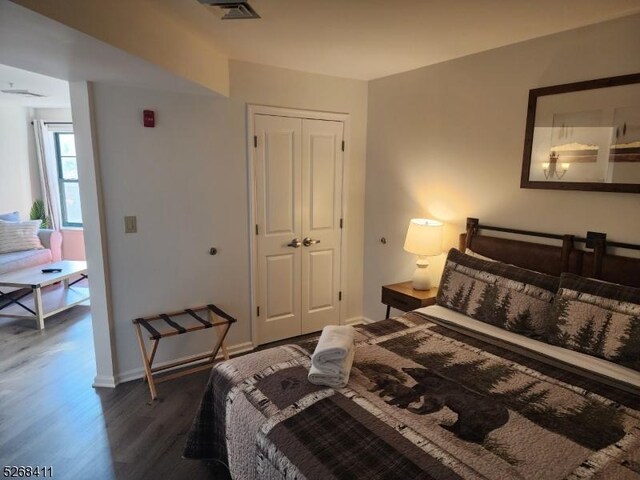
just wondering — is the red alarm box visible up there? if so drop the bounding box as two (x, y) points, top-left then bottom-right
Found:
(143, 110), (155, 128)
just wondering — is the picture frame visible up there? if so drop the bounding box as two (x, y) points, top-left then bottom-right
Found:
(520, 72), (640, 193)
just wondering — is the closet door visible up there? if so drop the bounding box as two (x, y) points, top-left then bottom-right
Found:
(254, 114), (302, 343)
(254, 114), (343, 344)
(300, 119), (343, 334)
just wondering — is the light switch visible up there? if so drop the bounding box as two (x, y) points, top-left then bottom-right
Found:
(124, 216), (137, 233)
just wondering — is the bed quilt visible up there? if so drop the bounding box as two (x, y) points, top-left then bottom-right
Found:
(184, 313), (640, 479)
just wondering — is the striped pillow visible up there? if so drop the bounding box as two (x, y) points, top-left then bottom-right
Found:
(0, 220), (44, 254)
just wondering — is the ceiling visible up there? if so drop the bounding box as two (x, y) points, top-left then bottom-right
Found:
(0, 63), (70, 107)
(158, 0), (640, 80)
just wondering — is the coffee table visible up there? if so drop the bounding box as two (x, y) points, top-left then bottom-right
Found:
(0, 260), (89, 329)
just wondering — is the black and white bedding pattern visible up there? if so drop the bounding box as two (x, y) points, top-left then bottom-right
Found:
(184, 312), (640, 480)
(549, 273), (640, 371)
(437, 248), (559, 338)
(439, 249), (640, 376)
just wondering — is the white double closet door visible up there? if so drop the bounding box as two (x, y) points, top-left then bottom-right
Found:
(254, 114), (344, 344)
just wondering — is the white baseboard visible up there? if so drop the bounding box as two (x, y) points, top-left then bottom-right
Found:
(92, 374), (117, 388)
(360, 317), (376, 324)
(113, 341), (255, 385)
(344, 316), (366, 326)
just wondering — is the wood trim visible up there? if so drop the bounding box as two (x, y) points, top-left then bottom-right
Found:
(468, 220), (640, 251)
(134, 322), (157, 400)
(461, 218), (640, 286)
(529, 72), (640, 97)
(590, 234), (607, 279)
(464, 217), (479, 250)
(247, 104), (349, 122)
(210, 308), (230, 360)
(561, 235), (574, 273)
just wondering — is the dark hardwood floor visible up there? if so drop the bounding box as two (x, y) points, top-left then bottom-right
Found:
(0, 287), (228, 480)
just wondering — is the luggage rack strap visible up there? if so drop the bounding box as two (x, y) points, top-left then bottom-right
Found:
(133, 304), (235, 339)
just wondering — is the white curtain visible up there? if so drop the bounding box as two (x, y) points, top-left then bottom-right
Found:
(32, 120), (68, 230)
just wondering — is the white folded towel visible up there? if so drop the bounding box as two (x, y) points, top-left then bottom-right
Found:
(308, 325), (356, 388)
(308, 347), (355, 388)
(311, 325), (355, 372)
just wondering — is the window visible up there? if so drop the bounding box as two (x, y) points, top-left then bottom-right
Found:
(54, 132), (83, 227)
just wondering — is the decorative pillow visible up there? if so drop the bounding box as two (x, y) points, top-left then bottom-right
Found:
(437, 248), (559, 338)
(0, 211), (20, 222)
(0, 220), (44, 254)
(464, 248), (497, 262)
(547, 273), (640, 371)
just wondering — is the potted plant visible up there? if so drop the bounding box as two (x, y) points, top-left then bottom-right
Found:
(30, 199), (51, 229)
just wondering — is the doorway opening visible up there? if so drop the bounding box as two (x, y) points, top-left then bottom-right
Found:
(0, 65), (92, 358)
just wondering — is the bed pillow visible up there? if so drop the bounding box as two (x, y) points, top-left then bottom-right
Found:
(464, 248), (497, 262)
(0, 219), (44, 254)
(437, 248), (559, 338)
(547, 273), (640, 371)
(0, 211), (20, 222)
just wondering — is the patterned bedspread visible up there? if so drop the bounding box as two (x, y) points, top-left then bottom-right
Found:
(184, 313), (640, 479)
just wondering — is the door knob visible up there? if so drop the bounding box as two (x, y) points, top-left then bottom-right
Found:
(287, 238), (302, 248)
(303, 237), (321, 247)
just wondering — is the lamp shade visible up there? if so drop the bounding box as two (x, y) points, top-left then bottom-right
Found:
(403, 218), (443, 256)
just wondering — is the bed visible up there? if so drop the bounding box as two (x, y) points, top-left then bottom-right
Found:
(184, 219), (640, 479)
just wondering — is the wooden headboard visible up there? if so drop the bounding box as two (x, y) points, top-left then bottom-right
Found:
(459, 218), (640, 287)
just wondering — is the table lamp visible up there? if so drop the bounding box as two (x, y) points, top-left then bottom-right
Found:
(403, 218), (443, 290)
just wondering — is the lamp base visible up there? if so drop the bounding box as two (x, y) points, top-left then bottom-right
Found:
(411, 257), (431, 291)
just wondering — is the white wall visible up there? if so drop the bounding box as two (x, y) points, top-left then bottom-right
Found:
(32, 107), (72, 123)
(93, 84), (239, 379)
(61, 229), (85, 260)
(92, 62), (367, 380)
(363, 14), (640, 321)
(0, 106), (34, 219)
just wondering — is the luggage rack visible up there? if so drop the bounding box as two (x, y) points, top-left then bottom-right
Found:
(132, 303), (236, 401)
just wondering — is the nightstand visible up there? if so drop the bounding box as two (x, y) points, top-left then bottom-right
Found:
(381, 282), (438, 319)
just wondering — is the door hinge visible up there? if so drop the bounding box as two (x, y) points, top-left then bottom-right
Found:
(339, 218), (343, 229)
(338, 291), (342, 301)
(255, 224), (259, 235)
(257, 306), (260, 317)
(341, 140), (345, 152)
(254, 135), (258, 148)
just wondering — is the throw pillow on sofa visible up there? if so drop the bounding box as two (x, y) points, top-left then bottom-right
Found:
(0, 219), (44, 254)
(0, 211), (20, 222)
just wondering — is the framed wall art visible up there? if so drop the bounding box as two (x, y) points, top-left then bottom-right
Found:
(521, 72), (640, 193)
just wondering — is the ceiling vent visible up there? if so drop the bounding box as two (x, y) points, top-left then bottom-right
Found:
(198, 1), (260, 20)
(1, 89), (45, 98)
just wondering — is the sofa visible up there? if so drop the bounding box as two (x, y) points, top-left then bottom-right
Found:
(0, 224), (63, 276)
(0, 212), (62, 275)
